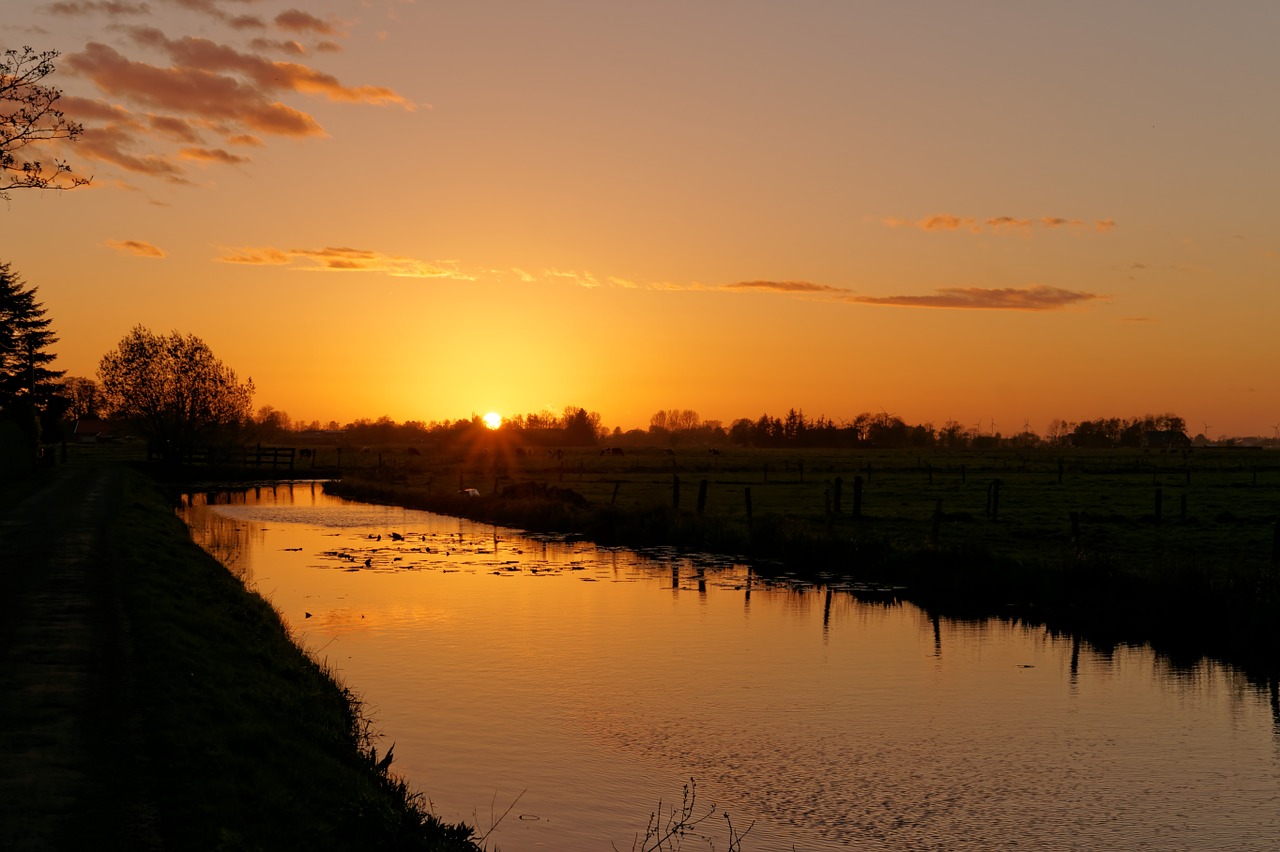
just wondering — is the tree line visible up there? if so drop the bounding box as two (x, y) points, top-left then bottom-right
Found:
(0, 261), (1230, 471)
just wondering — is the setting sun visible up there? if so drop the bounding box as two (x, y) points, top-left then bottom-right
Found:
(482, 412), (502, 430)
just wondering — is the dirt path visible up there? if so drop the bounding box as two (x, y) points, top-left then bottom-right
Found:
(0, 465), (158, 851)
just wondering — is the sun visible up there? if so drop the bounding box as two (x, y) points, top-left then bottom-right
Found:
(482, 411), (502, 430)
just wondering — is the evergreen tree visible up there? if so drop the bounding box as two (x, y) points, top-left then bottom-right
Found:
(0, 260), (63, 418)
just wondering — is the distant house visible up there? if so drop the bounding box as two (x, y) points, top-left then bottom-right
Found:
(73, 417), (108, 444)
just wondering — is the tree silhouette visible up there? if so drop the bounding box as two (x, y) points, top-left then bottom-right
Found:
(0, 261), (64, 419)
(2, 47), (89, 195)
(98, 326), (254, 462)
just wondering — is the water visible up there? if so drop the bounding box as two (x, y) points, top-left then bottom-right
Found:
(178, 483), (1280, 850)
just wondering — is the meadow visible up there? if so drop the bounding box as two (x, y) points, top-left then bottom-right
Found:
(310, 441), (1279, 676)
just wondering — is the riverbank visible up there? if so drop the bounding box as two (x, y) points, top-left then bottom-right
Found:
(0, 462), (481, 851)
(325, 471), (1280, 680)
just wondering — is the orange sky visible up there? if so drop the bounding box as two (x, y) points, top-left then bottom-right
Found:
(4, 1), (1278, 436)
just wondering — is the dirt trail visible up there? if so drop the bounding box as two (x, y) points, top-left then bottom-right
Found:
(0, 465), (157, 851)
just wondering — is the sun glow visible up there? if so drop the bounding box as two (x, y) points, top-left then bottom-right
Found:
(483, 411), (502, 430)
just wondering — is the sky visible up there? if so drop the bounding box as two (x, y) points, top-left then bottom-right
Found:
(3, 0), (1278, 436)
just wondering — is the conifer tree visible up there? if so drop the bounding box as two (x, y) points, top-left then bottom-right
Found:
(0, 260), (63, 417)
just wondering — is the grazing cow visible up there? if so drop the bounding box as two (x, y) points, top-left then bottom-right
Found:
(709, 448), (721, 456)
(600, 447), (624, 456)
(665, 448), (676, 456)
(407, 447), (421, 456)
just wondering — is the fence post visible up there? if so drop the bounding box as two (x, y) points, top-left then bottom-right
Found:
(1272, 518), (1279, 570)
(744, 487), (753, 528)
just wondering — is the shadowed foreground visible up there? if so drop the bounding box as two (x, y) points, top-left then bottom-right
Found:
(0, 464), (479, 851)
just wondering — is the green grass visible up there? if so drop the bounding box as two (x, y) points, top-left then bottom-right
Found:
(104, 467), (482, 851)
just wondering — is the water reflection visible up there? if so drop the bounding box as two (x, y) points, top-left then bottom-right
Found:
(178, 485), (1280, 852)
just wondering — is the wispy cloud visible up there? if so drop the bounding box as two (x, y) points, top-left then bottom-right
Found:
(883, 214), (977, 232)
(217, 246), (472, 279)
(884, 214), (1117, 235)
(178, 146), (249, 165)
(724, 280), (852, 294)
(851, 285), (1104, 311)
(104, 238), (165, 257)
(47, 0), (150, 17)
(545, 269), (602, 288)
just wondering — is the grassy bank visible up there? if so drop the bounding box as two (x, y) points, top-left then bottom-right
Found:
(3, 464), (481, 851)
(325, 445), (1280, 677)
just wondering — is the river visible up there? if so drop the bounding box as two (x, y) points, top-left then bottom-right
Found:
(178, 482), (1280, 851)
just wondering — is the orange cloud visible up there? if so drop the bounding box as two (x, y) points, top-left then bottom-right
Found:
(885, 214), (1117, 235)
(66, 42), (327, 137)
(217, 246), (471, 279)
(987, 216), (1036, 231)
(545, 269), (602, 288)
(124, 28), (413, 108)
(105, 238), (165, 257)
(274, 9), (337, 36)
(179, 147), (249, 165)
(47, 1), (149, 16)
(724, 280), (851, 294)
(148, 114), (203, 143)
(852, 285), (1104, 311)
(72, 120), (189, 182)
(249, 39), (309, 56)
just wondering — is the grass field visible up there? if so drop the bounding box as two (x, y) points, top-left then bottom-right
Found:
(54, 439), (1280, 674)
(314, 443), (1279, 677)
(320, 443), (1280, 569)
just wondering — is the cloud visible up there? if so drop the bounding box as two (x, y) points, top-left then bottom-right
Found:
(217, 246), (472, 279)
(105, 238), (165, 257)
(50, 8), (410, 188)
(178, 146), (249, 165)
(545, 269), (602, 288)
(123, 27), (413, 108)
(884, 214), (1117, 235)
(248, 38), (309, 56)
(65, 42), (327, 137)
(884, 214), (977, 232)
(724, 280), (852, 294)
(274, 9), (337, 36)
(852, 285), (1105, 311)
(47, 0), (150, 17)
(987, 216), (1036, 232)
(147, 114), (203, 143)
(71, 119), (190, 182)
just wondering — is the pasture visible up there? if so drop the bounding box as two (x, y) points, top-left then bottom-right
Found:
(331, 443), (1280, 577)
